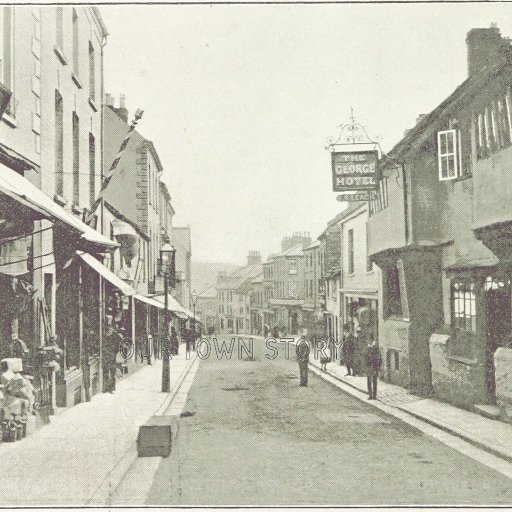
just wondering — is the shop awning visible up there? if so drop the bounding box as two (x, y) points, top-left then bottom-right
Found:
(153, 294), (190, 319)
(0, 164), (118, 249)
(77, 251), (136, 296)
(134, 294), (164, 310)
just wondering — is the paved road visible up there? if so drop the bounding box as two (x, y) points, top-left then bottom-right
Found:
(145, 336), (512, 506)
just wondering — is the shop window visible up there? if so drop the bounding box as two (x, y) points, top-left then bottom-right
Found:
(437, 129), (459, 180)
(451, 280), (476, 332)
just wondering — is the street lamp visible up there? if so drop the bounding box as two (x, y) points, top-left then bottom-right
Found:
(191, 290), (198, 341)
(160, 241), (176, 393)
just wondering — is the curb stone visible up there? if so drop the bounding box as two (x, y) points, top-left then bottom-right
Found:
(87, 352), (199, 505)
(309, 360), (512, 465)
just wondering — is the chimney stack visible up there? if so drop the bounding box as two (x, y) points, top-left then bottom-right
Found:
(110, 93), (129, 123)
(105, 92), (114, 107)
(281, 232), (312, 252)
(247, 250), (261, 266)
(466, 25), (508, 77)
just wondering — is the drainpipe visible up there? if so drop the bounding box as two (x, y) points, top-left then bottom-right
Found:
(402, 162), (410, 245)
(98, 31), (107, 393)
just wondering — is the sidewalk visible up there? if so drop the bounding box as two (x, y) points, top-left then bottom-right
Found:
(310, 357), (512, 464)
(0, 345), (197, 506)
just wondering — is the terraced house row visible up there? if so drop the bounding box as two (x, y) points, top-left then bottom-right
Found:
(0, 6), (196, 429)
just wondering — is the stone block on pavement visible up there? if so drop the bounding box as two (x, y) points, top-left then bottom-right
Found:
(137, 415), (173, 458)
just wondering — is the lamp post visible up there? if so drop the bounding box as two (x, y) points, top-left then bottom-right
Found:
(160, 241), (176, 392)
(191, 291), (198, 345)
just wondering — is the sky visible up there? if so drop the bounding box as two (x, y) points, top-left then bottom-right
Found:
(100, 2), (512, 265)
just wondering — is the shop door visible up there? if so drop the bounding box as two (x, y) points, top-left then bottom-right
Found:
(486, 286), (511, 401)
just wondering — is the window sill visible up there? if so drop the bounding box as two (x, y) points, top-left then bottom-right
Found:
(54, 46), (68, 66)
(88, 97), (98, 112)
(454, 174), (472, 183)
(72, 204), (83, 215)
(54, 194), (67, 207)
(72, 72), (83, 89)
(2, 112), (17, 128)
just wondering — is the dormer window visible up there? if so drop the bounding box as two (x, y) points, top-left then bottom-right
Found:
(437, 129), (459, 180)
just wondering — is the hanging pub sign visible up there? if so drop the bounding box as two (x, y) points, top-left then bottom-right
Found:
(331, 150), (379, 192)
(336, 192), (372, 202)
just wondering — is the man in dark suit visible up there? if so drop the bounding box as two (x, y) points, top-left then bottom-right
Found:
(296, 338), (310, 387)
(364, 334), (382, 400)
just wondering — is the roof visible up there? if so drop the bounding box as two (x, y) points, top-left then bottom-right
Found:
(280, 244), (304, 257)
(251, 273), (264, 284)
(78, 252), (135, 296)
(216, 263), (263, 291)
(318, 203), (366, 240)
(444, 256), (499, 272)
(197, 286), (217, 299)
(387, 56), (511, 162)
(304, 240), (320, 251)
(0, 165), (118, 249)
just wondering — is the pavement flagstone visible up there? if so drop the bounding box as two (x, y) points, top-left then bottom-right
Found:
(0, 345), (196, 506)
(311, 356), (512, 464)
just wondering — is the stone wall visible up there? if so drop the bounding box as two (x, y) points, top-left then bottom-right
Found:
(430, 333), (487, 408)
(495, 348), (512, 409)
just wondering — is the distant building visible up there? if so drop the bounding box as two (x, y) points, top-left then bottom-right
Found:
(195, 286), (217, 336)
(266, 233), (311, 335)
(249, 273), (264, 335)
(302, 240), (323, 337)
(216, 252), (262, 335)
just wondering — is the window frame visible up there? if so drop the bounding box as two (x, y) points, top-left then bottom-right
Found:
(437, 129), (459, 181)
(451, 279), (476, 333)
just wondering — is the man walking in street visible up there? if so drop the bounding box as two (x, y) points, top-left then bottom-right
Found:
(104, 324), (122, 393)
(296, 338), (310, 387)
(341, 323), (356, 376)
(364, 334), (382, 400)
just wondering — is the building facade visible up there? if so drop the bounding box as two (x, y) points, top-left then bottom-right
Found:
(267, 233), (310, 336)
(368, 26), (512, 407)
(216, 251), (262, 335)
